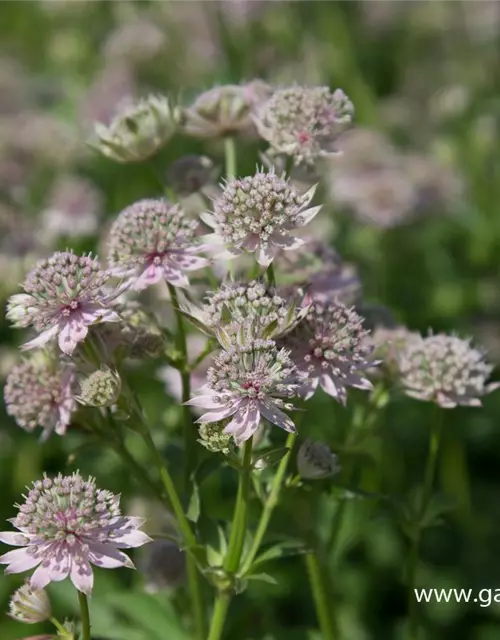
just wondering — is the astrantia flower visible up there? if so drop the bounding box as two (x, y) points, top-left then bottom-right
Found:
(4, 355), (76, 440)
(9, 582), (51, 624)
(108, 198), (209, 290)
(369, 325), (420, 380)
(7, 251), (120, 355)
(254, 85), (354, 165)
(276, 238), (361, 305)
(92, 94), (177, 163)
(180, 280), (308, 341)
(283, 301), (375, 403)
(187, 339), (301, 444)
(202, 169), (321, 266)
(398, 334), (499, 408)
(182, 81), (272, 139)
(0, 472), (151, 594)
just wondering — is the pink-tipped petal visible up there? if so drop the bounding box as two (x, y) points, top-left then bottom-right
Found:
(30, 564), (53, 590)
(21, 325), (59, 351)
(0, 548), (42, 572)
(87, 542), (135, 569)
(70, 558), (94, 594)
(258, 399), (296, 433)
(223, 401), (261, 445)
(0, 531), (32, 546)
(134, 264), (164, 291)
(185, 395), (225, 410)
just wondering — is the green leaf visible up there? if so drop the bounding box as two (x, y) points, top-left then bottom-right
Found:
(105, 592), (189, 640)
(249, 540), (309, 572)
(254, 446), (290, 469)
(186, 480), (200, 522)
(246, 572), (279, 585)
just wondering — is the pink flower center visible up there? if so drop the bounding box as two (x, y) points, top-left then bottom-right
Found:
(242, 381), (261, 392)
(60, 300), (80, 317)
(297, 131), (311, 145)
(145, 252), (166, 266)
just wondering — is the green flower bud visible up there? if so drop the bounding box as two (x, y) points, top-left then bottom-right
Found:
(9, 582), (51, 624)
(77, 367), (121, 407)
(92, 95), (177, 163)
(198, 421), (232, 455)
(297, 439), (339, 479)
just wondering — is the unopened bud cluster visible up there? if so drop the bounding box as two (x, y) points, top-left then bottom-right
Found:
(198, 421), (232, 455)
(78, 367), (121, 407)
(93, 95), (177, 163)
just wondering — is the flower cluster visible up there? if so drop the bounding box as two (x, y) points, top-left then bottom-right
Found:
(182, 81), (272, 138)
(107, 198), (209, 290)
(7, 251), (119, 354)
(283, 301), (375, 403)
(93, 95), (177, 163)
(202, 169), (320, 266)
(181, 280), (307, 341)
(4, 354), (76, 439)
(0, 472), (151, 594)
(254, 85), (354, 165)
(398, 334), (499, 408)
(188, 339), (301, 444)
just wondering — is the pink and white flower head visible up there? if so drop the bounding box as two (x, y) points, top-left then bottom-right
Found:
(398, 333), (500, 408)
(202, 169), (321, 267)
(283, 301), (375, 404)
(179, 279), (309, 342)
(186, 339), (302, 445)
(107, 198), (209, 290)
(7, 252), (120, 355)
(0, 472), (151, 595)
(4, 354), (76, 440)
(254, 85), (354, 166)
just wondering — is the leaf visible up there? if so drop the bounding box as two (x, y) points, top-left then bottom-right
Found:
(246, 572), (279, 585)
(195, 455), (225, 485)
(186, 481), (200, 522)
(254, 446), (290, 469)
(105, 592), (189, 640)
(249, 540), (309, 572)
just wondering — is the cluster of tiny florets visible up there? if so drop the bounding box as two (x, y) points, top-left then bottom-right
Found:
(198, 421), (233, 455)
(203, 170), (319, 266)
(284, 301), (374, 402)
(398, 334), (498, 408)
(207, 339), (300, 405)
(255, 85), (354, 165)
(4, 357), (75, 438)
(108, 199), (207, 289)
(203, 281), (299, 339)
(78, 368), (121, 407)
(12, 473), (121, 538)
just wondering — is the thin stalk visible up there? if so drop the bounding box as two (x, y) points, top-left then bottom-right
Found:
(266, 263), (276, 286)
(167, 282), (196, 489)
(241, 432), (296, 574)
(207, 592), (231, 640)
(224, 136), (237, 179)
(78, 591), (91, 640)
(51, 617), (69, 636)
(305, 552), (336, 640)
(224, 438), (254, 572)
(140, 427), (206, 640)
(207, 438), (254, 640)
(406, 413), (444, 640)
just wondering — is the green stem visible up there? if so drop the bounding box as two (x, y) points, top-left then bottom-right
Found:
(51, 617), (69, 636)
(224, 136), (237, 179)
(207, 439), (253, 640)
(224, 438), (254, 572)
(207, 592), (231, 640)
(305, 552), (336, 640)
(406, 412), (443, 640)
(241, 432), (296, 574)
(140, 427), (206, 639)
(266, 263), (276, 286)
(167, 282), (196, 490)
(78, 591), (91, 640)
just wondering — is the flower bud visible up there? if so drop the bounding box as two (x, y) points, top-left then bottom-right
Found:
(92, 95), (177, 163)
(9, 582), (51, 624)
(198, 421), (232, 455)
(165, 155), (215, 196)
(77, 367), (121, 407)
(297, 439), (339, 479)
